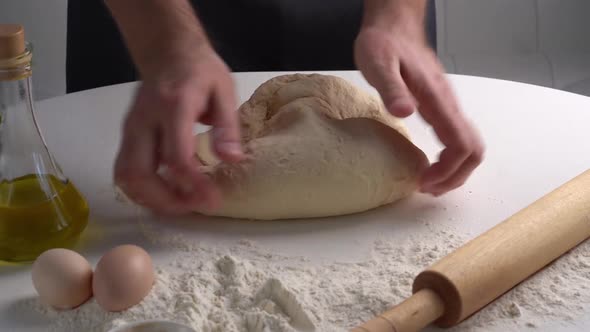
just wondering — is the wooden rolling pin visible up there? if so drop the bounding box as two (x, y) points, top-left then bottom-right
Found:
(352, 169), (590, 332)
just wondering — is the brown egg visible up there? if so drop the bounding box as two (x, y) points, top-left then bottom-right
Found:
(92, 244), (154, 312)
(31, 248), (93, 309)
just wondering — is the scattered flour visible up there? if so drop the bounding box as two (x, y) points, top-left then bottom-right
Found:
(30, 202), (590, 332)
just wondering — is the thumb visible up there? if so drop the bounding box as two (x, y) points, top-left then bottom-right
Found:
(210, 80), (244, 163)
(373, 69), (417, 118)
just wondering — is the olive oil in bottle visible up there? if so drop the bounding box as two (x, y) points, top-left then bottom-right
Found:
(0, 24), (89, 262)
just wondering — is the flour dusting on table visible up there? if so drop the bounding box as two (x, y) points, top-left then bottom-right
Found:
(32, 211), (590, 332)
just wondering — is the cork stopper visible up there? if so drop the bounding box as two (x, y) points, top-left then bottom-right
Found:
(0, 24), (25, 59)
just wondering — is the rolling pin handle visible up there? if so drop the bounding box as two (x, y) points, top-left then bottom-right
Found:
(351, 288), (445, 332)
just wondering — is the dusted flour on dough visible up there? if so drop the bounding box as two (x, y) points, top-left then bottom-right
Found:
(31, 218), (590, 331)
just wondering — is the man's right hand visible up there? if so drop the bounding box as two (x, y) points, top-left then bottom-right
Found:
(113, 46), (243, 215)
(105, 0), (243, 214)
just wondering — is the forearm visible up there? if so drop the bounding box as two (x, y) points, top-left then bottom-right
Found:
(362, 0), (427, 36)
(105, 0), (210, 78)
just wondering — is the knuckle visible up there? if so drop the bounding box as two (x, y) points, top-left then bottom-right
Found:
(472, 146), (485, 164)
(473, 143), (485, 157)
(469, 139), (486, 164)
(161, 95), (183, 112)
(455, 180), (467, 188)
(453, 140), (471, 156)
(427, 72), (450, 96)
(452, 128), (481, 156)
(155, 82), (192, 110)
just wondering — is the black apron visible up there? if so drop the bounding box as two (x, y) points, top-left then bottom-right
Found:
(66, 0), (436, 93)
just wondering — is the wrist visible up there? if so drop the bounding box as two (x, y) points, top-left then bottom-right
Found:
(105, 0), (213, 80)
(361, 0), (427, 39)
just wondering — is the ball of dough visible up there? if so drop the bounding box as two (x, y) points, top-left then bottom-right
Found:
(193, 74), (429, 220)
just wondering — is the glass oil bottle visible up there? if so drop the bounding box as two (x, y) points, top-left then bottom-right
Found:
(0, 24), (89, 262)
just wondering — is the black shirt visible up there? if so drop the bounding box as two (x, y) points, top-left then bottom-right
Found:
(66, 0), (435, 93)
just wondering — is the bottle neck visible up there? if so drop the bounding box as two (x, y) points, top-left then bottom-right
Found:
(0, 45), (35, 136)
(0, 74), (38, 139)
(0, 46), (32, 81)
(0, 51), (65, 183)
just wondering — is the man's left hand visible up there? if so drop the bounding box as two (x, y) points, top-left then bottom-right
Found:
(354, 9), (484, 196)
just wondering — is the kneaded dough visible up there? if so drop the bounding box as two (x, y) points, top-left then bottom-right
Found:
(193, 74), (429, 220)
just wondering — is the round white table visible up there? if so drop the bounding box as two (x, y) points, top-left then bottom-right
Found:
(1, 71), (589, 331)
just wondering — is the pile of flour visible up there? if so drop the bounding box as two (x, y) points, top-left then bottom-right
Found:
(32, 215), (590, 332)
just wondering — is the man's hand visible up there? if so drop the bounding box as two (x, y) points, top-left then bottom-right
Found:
(356, 0), (484, 196)
(106, 0), (243, 214)
(114, 48), (242, 214)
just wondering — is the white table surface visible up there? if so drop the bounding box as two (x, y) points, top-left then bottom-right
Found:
(1, 71), (589, 331)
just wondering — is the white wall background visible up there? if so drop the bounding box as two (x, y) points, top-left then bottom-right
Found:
(0, 0), (67, 100)
(0, 0), (589, 100)
(436, 0), (590, 95)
